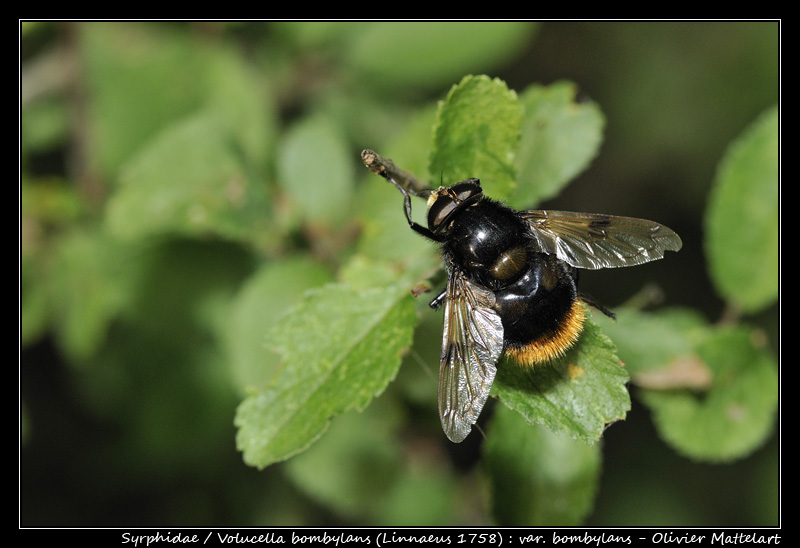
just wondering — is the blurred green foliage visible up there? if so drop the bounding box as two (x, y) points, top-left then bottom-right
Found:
(20, 21), (779, 527)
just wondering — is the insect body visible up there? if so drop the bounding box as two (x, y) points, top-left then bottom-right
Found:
(362, 150), (682, 443)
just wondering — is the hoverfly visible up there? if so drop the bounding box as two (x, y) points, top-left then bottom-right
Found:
(362, 150), (682, 443)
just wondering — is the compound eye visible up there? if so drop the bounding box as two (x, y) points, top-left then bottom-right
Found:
(427, 196), (457, 232)
(426, 180), (483, 232)
(490, 245), (527, 282)
(450, 180), (482, 202)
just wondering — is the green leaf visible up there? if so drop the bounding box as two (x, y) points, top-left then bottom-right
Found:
(511, 81), (605, 208)
(484, 407), (602, 525)
(493, 318), (630, 444)
(272, 21), (365, 49)
(346, 22), (536, 90)
(21, 178), (88, 346)
(639, 325), (778, 462)
(283, 396), (403, 520)
(106, 111), (272, 245)
(429, 75), (522, 199)
(204, 45), (279, 174)
(598, 308), (778, 461)
(358, 105), (440, 267)
(235, 283), (416, 469)
(277, 115), (354, 227)
(598, 308), (778, 462)
(224, 257), (333, 392)
(705, 105), (778, 313)
(44, 228), (135, 362)
(80, 23), (209, 178)
(20, 97), (70, 152)
(282, 370), (457, 525)
(80, 23), (279, 182)
(353, 174), (441, 285)
(596, 307), (710, 378)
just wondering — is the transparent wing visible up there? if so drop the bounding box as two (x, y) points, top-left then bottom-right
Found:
(522, 210), (683, 270)
(438, 268), (504, 443)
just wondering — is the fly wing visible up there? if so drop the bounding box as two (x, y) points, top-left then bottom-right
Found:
(522, 210), (683, 270)
(438, 268), (504, 443)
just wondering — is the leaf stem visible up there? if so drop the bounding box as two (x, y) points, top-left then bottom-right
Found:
(361, 149), (431, 198)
